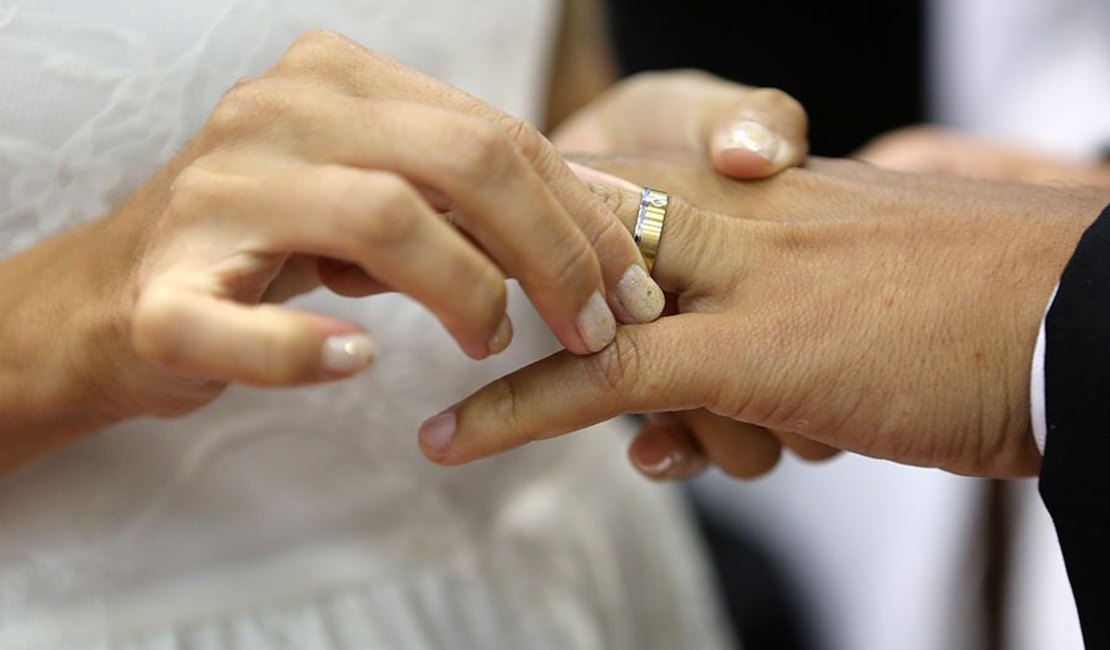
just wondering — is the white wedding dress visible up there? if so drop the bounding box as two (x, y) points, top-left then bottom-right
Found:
(0, 1), (732, 648)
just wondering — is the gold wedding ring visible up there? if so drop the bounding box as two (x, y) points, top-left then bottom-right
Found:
(634, 187), (669, 274)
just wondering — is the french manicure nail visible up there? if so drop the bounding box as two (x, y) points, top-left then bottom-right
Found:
(577, 291), (617, 353)
(617, 265), (665, 323)
(718, 120), (783, 163)
(419, 410), (457, 457)
(635, 452), (677, 478)
(567, 161), (641, 191)
(487, 314), (514, 355)
(321, 334), (375, 375)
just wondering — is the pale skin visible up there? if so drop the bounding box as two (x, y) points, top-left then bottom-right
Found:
(419, 154), (1110, 479)
(0, 5), (808, 472)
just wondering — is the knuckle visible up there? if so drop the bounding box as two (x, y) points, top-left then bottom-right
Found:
(167, 164), (220, 222)
(588, 204), (635, 255)
(207, 77), (284, 138)
(539, 229), (596, 292)
(587, 183), (637, 235)
(275, 31), (386, 94)
(341, 173), (422, 248)
(496, 114), (547, 165)
(589, 331), (644, 397)
(483, 375), (529, 439)
(283, 30), (350, 69)
(131, 284), (187, 368)
(440, 120), (516, 184)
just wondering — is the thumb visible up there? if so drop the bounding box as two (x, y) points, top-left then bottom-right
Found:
(418, 313), (728, 464)
(132, 282), (375, 386)
(555, 72), (808, 179)
(707, 87), (809, 179)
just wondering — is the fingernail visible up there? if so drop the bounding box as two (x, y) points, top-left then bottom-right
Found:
(487, 314), (514, 355)
(419, 410), (457, 457)
(577, 291), (617, 353)
(321, 334), (375, 375)
(717, 120), (783, 163)
(616, 265), (664, 323)
(633, 449), (708, 481)
(636, 452), (676, 478)
(567, 161), (641, 191)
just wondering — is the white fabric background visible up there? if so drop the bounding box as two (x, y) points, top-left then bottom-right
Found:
(0, 2), (732, 648)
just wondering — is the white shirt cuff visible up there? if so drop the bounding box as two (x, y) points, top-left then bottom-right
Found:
(1029, 285), (1058, 455)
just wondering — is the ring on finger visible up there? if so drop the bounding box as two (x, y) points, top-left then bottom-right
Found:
(634, 187), (669, 274)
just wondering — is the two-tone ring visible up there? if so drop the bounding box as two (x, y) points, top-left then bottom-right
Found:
(634, 187), (669, 274)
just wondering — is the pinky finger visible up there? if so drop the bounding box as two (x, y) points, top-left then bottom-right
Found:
(132, 282), (375, 386)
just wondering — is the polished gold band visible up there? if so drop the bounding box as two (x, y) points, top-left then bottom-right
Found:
(634, 187), (669, 274)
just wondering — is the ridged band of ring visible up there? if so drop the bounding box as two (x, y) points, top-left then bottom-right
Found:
(634, 187), (669, 274)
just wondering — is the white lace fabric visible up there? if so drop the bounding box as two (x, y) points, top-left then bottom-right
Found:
(0, 1), (732, 648)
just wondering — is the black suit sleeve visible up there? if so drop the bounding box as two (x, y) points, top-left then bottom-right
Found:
(1040, 204), (1110, 649)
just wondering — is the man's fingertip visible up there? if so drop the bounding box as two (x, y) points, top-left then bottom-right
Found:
(715, 120), (781, 163)
(419, 410), (457, 461)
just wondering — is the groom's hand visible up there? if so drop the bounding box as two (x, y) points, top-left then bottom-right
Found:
(553, 73), (822, 479)
(553, 70), (808, 180)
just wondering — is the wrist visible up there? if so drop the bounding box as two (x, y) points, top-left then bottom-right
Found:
(0, 218), (138, 470)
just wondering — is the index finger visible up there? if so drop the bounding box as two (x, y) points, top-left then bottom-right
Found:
(573, 179), (738, 298)
(419, 314), (723, 465)
(269, 31), (665, 324)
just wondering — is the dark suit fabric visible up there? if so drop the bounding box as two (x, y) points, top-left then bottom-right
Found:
(1042, 204), (1110, 649)
(605, 0), (925, 157)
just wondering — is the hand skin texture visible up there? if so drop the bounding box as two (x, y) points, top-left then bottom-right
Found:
(0, 30), (671, 472)
(420, 155), (1110, 479)
(629, 126), (1110, 481)
(552, 70), (833, 479)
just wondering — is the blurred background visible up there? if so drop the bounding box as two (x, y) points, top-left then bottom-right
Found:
(596, 1), (1109, 649)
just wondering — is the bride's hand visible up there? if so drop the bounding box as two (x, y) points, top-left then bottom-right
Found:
(1, 31), (666, 467)
(554, 70), (825, 478)
(419, 154), (1108, 479)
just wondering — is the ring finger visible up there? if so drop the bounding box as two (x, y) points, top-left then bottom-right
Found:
(284, 97), (626, 354)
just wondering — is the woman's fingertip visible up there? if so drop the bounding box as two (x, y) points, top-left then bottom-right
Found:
(321, 333), (375, 376)
(567, 161), (641, 192)
(576, 291), (617, 353)
(486, 314), (514, 355)
(616, 264), (665, 323)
